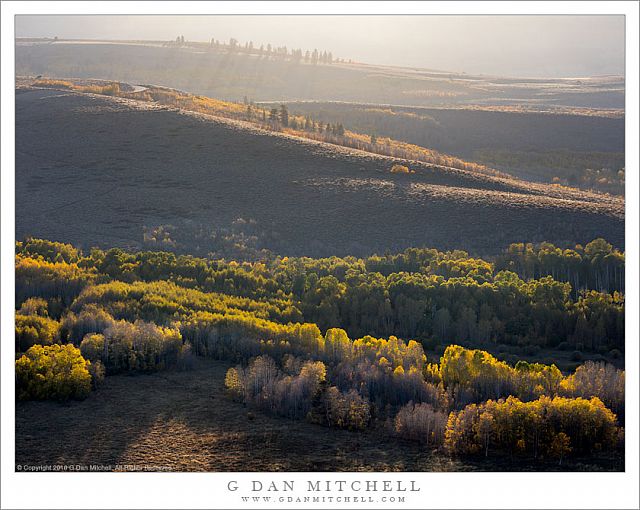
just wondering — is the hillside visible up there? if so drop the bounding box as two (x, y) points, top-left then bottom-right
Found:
(15, 39), (625, 109)
(276, 102), (625, 155)
(273, 102), (625, 194)
(15, 86), (624, 257)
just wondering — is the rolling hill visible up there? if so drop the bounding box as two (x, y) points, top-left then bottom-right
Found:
(15, 39), (625, 109)
(269, 101), (625, 194)
(15, 86), (624, 258)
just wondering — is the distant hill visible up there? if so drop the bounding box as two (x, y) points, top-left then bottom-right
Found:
(15, 39), (625, 109)
(15, 86), (624, 257)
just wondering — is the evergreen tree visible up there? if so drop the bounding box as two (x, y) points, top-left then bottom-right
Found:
(279, 104), (289, 127)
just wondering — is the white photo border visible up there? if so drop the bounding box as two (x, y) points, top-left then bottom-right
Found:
(1, 2), (638, 509)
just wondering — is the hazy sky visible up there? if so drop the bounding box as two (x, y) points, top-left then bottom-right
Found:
(15, 15), (625, 77)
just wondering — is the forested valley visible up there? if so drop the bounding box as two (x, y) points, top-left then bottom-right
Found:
(15, 237), (625, 467)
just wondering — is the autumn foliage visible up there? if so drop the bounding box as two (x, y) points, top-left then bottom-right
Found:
(14, 238), (624, 463)
(16, 344), (92, 401)
(445, 395), (619, 462)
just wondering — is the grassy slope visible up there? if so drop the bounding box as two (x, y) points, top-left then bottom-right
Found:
(15, 87), (624, 257)
(277, 102), (625, 155)
(20, 77), (511, 178)
(270, 102), (625, 194)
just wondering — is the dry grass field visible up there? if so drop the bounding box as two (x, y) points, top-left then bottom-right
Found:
(15, 87), (624, 257)
(15, 358), (459, 472)
(15, 358), (622, 472)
